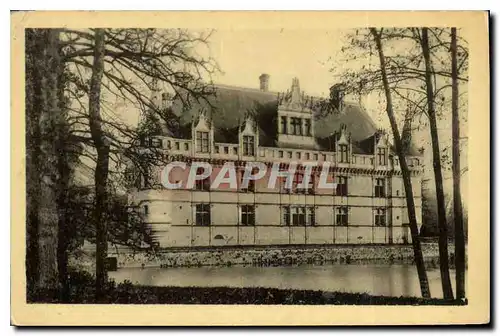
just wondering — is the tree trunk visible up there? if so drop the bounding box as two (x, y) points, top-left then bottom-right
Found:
(451, 27), (466, 300)
(420, 28), (454, 300)
(370, 28), (431, 298)
(88, 29), (109, 302)
(36, 29), (62, 294)
(25, 29), (43, 297)
(56, 61), (70, 302)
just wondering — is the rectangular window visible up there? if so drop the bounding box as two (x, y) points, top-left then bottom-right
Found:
(195, 167), (210, 191)
(224, 146), (229, 154)
(375, 178), (386, 197)
(195, 204), (211, 226)
(336, 207), (348, 226)
(282, 206), (290, 226)
(339, 144), (349, 163)
(196, 131), (209, 153)
(243, 135), (255, 156)
(296, 152), (301, 159)
(304, 119), (312, 136)
(281, 116), (288, 134)
(292, 207), (306, 226)
(305, 152), (310, 160)
(291, 117), (302, 135)
(377, 148), (387, 165)
(240, 168), (256, 192)
(307, 207), (316, 226)
(240, 205), (255, 226)
(293, 173), (305, 194)
(233, 147), (238, 155)
(313, 153), (319, 161)
(287, 151), (293, 159)
(336, 176), (348, 196)
(143, 205), (149, 216)
(184, 143), (189, 151)
(215, 146), (220, 154)
(279, 150), (284, 158)
(151, 138), (163, 148)
(375, 208), (386, 226)
(175, 142), (180, 150)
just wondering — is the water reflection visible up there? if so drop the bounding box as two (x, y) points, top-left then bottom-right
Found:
(109, 264), (462, 299)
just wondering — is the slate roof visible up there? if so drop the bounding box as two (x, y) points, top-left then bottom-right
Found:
(165, 84), (421, 156)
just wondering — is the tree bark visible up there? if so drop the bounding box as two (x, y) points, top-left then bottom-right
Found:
(370, 28), (431, 298)
(25, 29), (43, 297)
(36, 29), (62, 293)
(451, 27), (466, 300)
(420, 28), (454, 300)
(88, 29), (109, 302)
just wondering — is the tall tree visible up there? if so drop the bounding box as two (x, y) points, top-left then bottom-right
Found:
(420, 27), (454, 299)
(87, 28), (109, 301)
(451, 27), (466, 300)
(370, 28), (431, 298)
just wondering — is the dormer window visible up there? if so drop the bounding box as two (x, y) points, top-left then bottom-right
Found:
(280, 116), (288, 134)
(304, 119), (312, 136)
(339, 144), (349, 163)
(196, 131), (209, 153)
(291, 117), (302, 135)
(243, 135), (255, 156)
(377, 148), (387, 165)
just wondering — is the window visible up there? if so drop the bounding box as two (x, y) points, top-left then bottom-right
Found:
(291, 117), (302, 135)
(375, 178), (386, 197)
(196, 131), (209, 153)
(322, 154), (327, 161)
(287, 151), (293, 159)
(240, 205), (255, 226)
(296, 152), (301, 159)
(339, 144), (349, 163)
(377, 147), (387, 165)
(283, 206), (290, 226)
(336, 176), (348, 196)
(304, 119), (312, 136)
(143, 205), (149, 216)
(305, 152), (310, 160)
(281, 116), (288, 134)
(292, 207), (306, 225)
(336, 207), (349, 226)
(215, 146), (220, 154)
(184, 143), (189, 151)
(224, 146), (229, 154)
(307, 207), (316, 226)
(166, 140), (171, 149)
(375, 208), (386, 226)
(282, 206), (315, 226)
(243, 135), (255, 156)
(195, 204), (211, 226)
(195, 167), (210, 191)
(313, 153), (318, 161)
(151, 138), (162, 148)
(233, 147), (238, 155)
(279, 150), (284, 158)
(175, 142), (180, 150)
(240, 168), (256, 192)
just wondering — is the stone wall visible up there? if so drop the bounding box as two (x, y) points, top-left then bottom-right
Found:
(104, 243), (456, 269)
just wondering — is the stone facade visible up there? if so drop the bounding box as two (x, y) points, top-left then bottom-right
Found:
(129, 76), (423, 248)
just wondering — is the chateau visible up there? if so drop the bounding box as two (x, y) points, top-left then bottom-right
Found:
(128, 75), (424, 248)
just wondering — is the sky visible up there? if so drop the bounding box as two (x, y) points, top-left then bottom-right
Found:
(199, 29), (468, 204)
(203, 29), (346, 97)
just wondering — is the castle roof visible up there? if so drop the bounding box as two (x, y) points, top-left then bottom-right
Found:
(164, 83), (421, 156)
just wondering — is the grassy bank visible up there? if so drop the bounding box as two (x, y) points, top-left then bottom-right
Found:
(28, 271), (465, 305)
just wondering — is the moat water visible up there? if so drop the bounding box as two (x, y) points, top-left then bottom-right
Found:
(109, 263), (463, 299)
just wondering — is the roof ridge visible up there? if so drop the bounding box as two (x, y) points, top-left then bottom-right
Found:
(213, 83), (279, 95)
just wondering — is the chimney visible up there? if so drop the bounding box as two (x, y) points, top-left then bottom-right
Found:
(259, 73), (270, 92)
